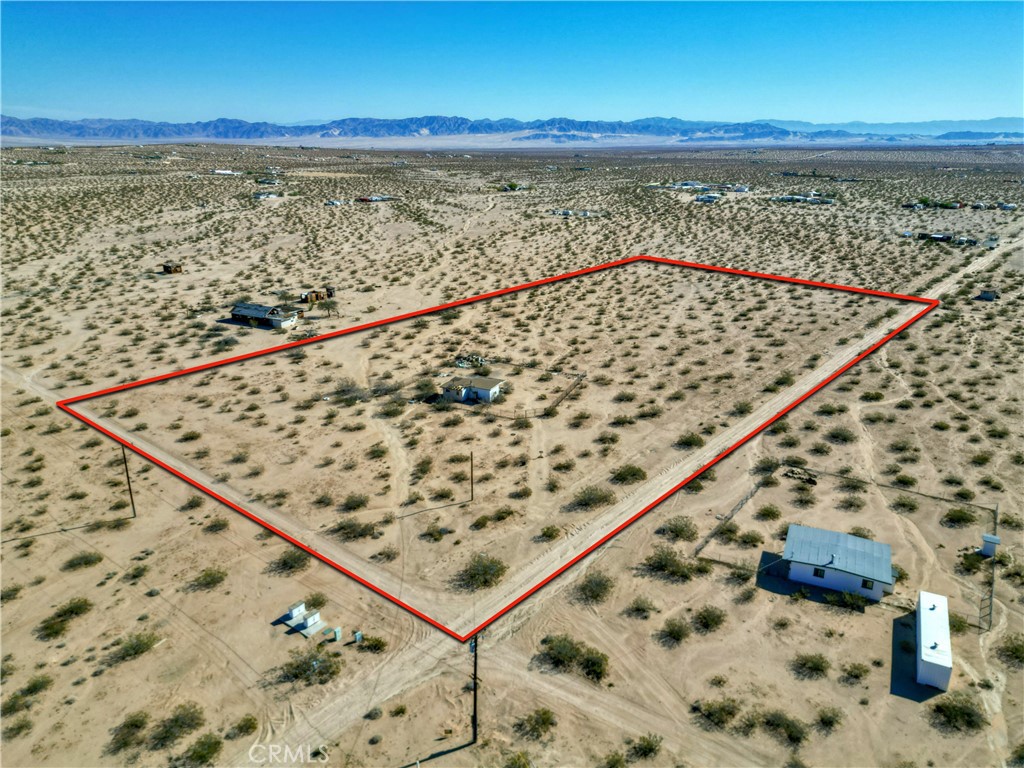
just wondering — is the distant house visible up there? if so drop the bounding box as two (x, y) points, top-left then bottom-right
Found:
(441, 375), (505, 404)
(253, 192), (279, 200)
(916, 591), (953, 691)
(211, 169), (241, 176)
(695, 194), (720, 203)
(256, 178), (281, 185)
(999, 202), (1018, 211)
(975, 289), (1000, 302)
(160, 261), (182, 274)
(781, 524), (895, 601)
(229, 303), (299, 329)
(733, 185), (750, 193)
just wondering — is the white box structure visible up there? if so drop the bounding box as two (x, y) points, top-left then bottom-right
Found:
(916, 591), (953, 691)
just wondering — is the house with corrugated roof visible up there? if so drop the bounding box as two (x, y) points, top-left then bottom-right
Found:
(229, 302), (300, 329)
(441, 375), (505, 404)
(781, 524), (895, 601)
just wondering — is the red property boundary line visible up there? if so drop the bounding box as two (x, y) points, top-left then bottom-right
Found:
(56, 255), (939, 642)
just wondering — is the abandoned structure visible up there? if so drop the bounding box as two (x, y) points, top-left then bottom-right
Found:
(230, 302), (300, 329)
(916, 591), (953, 690)
(300, 287), (336, 303)
(975, 289), (1000, 302)
(441, 375), (506, 404)
(160, 261), (182, 274)
(781, 524), (895, 601)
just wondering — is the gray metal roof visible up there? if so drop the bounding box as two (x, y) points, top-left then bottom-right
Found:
(231, 302), (294, 319)
(443, 375), (505, 390)
(783, 524), (893, 584)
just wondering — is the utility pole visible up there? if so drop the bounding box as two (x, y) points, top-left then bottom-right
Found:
(470, 451), (475, 502)
(121, 445), (137, 519)
(470, 633), (480, 744)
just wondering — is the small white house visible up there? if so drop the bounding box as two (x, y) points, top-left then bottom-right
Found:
(441, 375), (505, 404)
(916, 591), (953, 690)
(782, 524), (895, 601)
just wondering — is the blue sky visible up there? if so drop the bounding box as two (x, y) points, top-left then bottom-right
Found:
(2, 2), (1021, 123)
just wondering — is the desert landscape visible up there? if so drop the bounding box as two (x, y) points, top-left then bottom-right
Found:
(2, 143), (1022, 768)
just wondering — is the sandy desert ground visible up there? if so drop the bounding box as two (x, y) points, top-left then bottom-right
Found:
(1, 144), (1022, 768)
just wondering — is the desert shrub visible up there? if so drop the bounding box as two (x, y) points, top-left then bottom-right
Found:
(61, 551), (103, 571)
(656, 515), (697, 542)
(948, 613), (970, 635)
(181, 495), (204, 511)
(930, 691), (989, 732)
(390, 705), (407, 717)
(578, 647), (609, 682)
(791, 653), (830, 679)
(628, 733), (663, 760)
(600, 752), (628, 768)
(576, 570), (615, 604)
(693, 697), (741, 728)
(366, 442), (389, 460)
(342, 493), (369, 511)
(625, 596), (657, 619)
(203, 517), (228, 533)
(105, 632), (160, 666)
(359, 636), (388, 654)
(190, 568), (227, 590)
(149, 702), (205, 749)
(538, 634), (582, 670)
(268, 549), (310, 575)
(674, 432), (705, 449)
(305, 592), (327, 610)
(755, 504), (781, 521)
(641, 546), (712, 582)
(848, 526), (874, 540)
(715, 520), (740, 543)
(816, 706), (844, 732)
(504, 752), (531, 768)
(372, 545), (399, 562)
(179, 733), (223, 766)
(999, 513), (1023, 531)
(538, 634), (608, 682)
(658, 617), (691, 646)
(364, 707), (382, 720)
(761, 709), (808, 746)
(514, 708), (557, 740)
(569, 485), (615, 510)
(738, 530), (764, 547)
(36, 597), (93, 640)
(610, 464), (647, 484)
(3, 715), (32, 739)
(837, 664), (868, 688)
(332, 518), (377, 541)
(226, 714), (258, 739)
(457, 553), (507, 590)
(279, 646), (342, 685)
(942, 507), (977, 528)
(692, 605), (726, 634)
(107, 711), (149, 754)
(892, 495), (918, 513)
(539, 526), (560, 541)
(996, 633), (1024, 668)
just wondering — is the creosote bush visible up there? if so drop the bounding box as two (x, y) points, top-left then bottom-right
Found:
(457, 553), (508, 590)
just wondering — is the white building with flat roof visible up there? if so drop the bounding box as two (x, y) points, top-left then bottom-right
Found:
(916, 590), (953, 691)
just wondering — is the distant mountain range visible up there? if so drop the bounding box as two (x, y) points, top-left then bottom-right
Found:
(2, 114), (1022, 147)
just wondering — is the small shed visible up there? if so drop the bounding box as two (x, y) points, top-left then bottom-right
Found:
(916, 591), (953, 690)
(782, 524), (895, 601)
(441, 375), (505, 404)
(975, 289), (1000, 302)
(161, 261), (183, 274)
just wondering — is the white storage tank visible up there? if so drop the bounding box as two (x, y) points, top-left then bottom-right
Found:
(916, 591), (953, 691)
